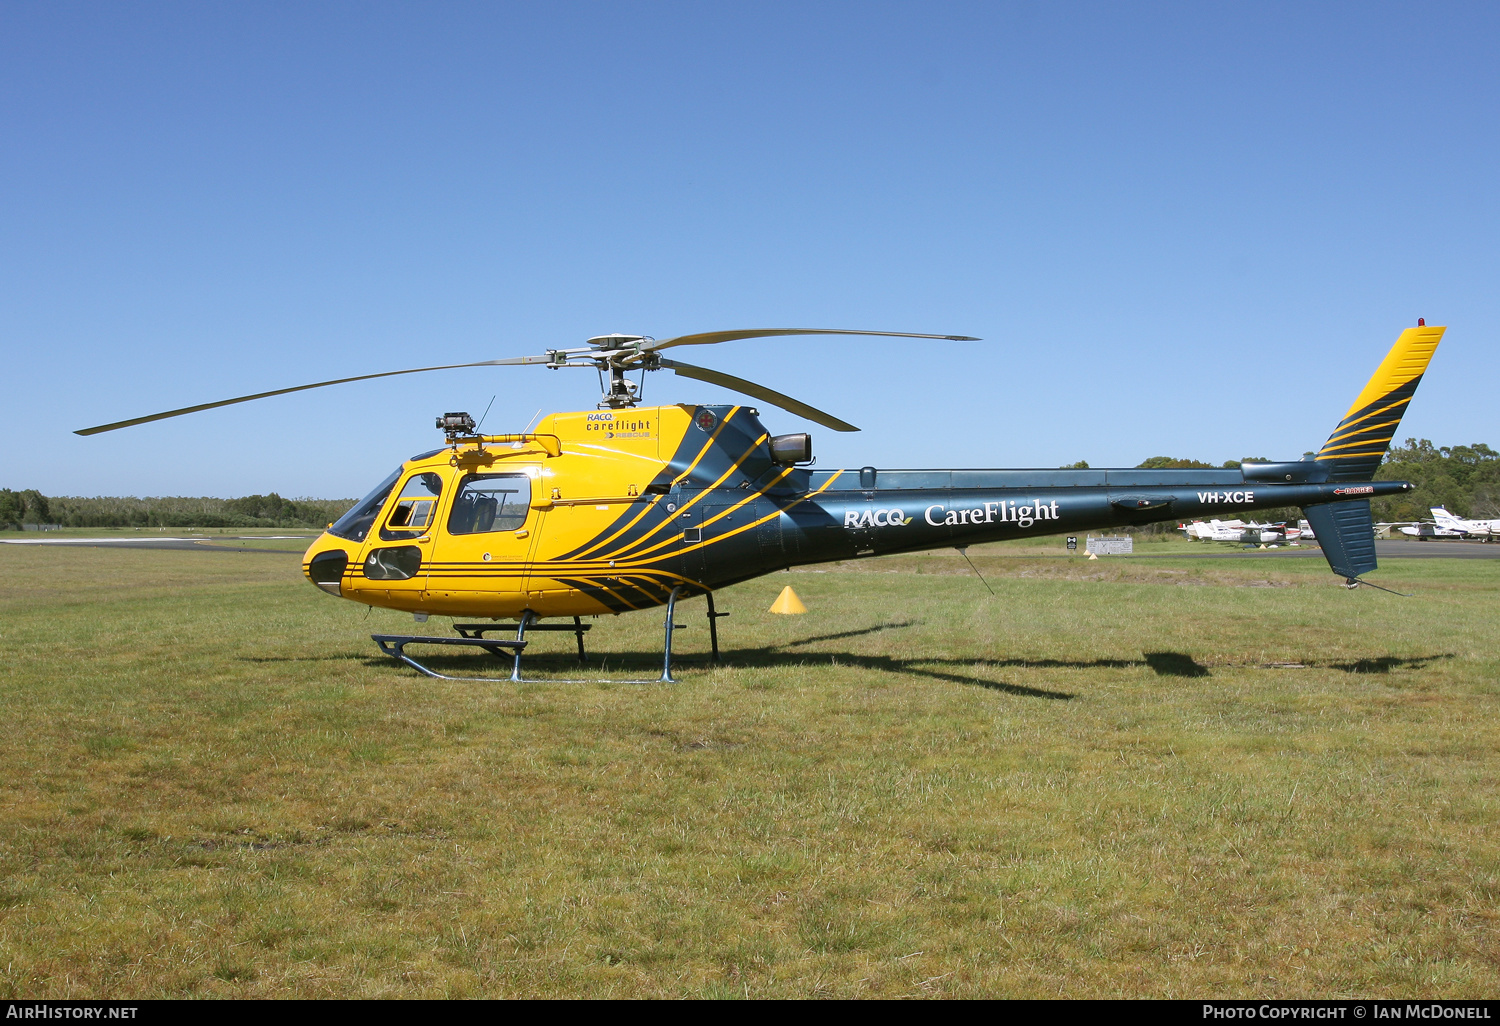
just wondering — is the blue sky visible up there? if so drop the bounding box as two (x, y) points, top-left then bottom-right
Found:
(3, 2), (1496, 498)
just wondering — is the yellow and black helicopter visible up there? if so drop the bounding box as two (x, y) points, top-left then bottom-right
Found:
(78, 323), (1443, 682)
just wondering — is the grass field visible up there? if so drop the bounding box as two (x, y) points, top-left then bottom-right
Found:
(0, 542), (1497, 998)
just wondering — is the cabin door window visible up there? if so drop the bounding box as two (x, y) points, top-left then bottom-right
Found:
(446, 474), (531, 535)
(429, 471), (539, 601)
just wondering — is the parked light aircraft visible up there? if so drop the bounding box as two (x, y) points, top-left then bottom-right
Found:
(1396, 521), (1464, 540)
(1180, 519), (1308, 544)
(1398, 507), (1499, 541)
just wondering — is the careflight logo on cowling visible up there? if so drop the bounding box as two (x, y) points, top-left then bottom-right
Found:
(585, 411), (654, 439)
(842, 500), (1063, 530)
(926, 500), (1060, 528)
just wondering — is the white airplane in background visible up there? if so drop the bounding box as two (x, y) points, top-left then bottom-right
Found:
(1181, 518), (1243, 541)
(1396, 521), (1464, 540)
(1401, 507), (1500, 541)
(1181, 519), (1307, 544)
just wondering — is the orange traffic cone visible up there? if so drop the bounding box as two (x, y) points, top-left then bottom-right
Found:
(769, 585), (807, 614)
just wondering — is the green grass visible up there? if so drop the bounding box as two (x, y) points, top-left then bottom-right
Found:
(0, 543), (1496, 997)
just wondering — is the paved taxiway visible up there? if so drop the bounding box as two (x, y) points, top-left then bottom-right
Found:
(1135, 540), (1500, 560)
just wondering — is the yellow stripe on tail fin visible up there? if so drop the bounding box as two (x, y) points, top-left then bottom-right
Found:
(1315, 324), (1444, 481)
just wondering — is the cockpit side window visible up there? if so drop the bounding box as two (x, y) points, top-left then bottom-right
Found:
(379, 472), (445, 541)
(327, 467), (402, 543)
(447, 473), (530, 535)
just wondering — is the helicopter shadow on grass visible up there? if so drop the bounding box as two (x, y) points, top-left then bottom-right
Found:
(1317, 654), (1453, 674)
(769, 626), (1211, 687)
(244, 629), (1450, 697)
(361, 649), (1075, 700)
(343, 620), (1211, 701)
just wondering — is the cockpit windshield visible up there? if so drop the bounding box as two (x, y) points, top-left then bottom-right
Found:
(327, 467), (403, 543)
(380, 472), (444, 541)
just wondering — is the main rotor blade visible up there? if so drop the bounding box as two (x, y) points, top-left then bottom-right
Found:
(658, 358), (859, 432)
(73, 355), (551, 435)
(644, 328), (980, 352)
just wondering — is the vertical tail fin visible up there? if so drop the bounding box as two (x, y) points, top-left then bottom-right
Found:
(1315, 324), (1445, 481)
(1306, 323), (1443, 585)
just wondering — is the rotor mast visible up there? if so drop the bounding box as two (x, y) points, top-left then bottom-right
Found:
(586, 334), (653, 409)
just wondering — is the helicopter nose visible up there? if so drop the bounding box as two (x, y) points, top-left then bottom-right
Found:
(305, 547), (349, 596)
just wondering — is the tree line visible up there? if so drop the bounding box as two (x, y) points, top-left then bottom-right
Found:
(0, 491), (355, 530)
(1373, 440), (1499, 523)
(1067, 439), (1498, 530)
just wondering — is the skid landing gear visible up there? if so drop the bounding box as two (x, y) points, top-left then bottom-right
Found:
(453, 613), (590, 681)
(706, 590), (728, 661)
(371, 591), (723, 683)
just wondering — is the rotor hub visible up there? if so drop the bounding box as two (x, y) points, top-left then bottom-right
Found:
(586, 334), (650, 351)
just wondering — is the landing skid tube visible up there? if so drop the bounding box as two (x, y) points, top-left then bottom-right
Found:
(372, 632), (526, 681)
(371, 586), (722, 683)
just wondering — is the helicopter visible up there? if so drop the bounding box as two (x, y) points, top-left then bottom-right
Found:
(77, 322), (1444, 682)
